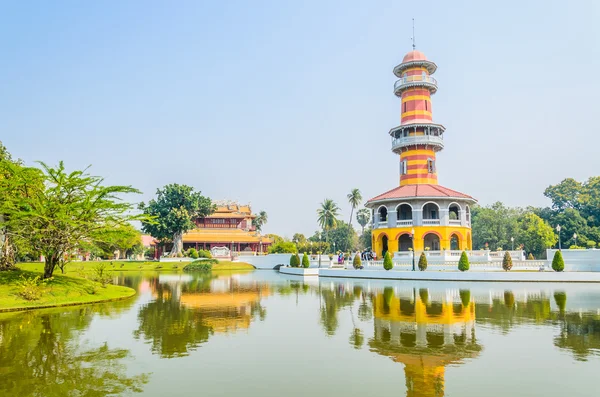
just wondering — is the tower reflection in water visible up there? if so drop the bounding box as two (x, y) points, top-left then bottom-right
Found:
(368, 287), (481, 397)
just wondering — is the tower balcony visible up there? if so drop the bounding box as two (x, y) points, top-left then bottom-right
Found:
(394, 75), (438, 96)
(391, 134), (444, 153)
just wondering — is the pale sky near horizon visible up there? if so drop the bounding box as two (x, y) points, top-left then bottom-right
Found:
(2, 0), (599, 238)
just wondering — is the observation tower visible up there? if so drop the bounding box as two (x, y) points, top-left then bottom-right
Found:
(366, 48), (476, 258)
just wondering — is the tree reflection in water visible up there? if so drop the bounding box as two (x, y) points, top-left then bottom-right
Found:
(0, 306), (148, 396)
(134, 273), (270, 358)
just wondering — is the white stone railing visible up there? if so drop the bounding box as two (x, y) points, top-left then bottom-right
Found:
(449, 219), (461, 225)
(392, 135), (444, 150)
(394, 75), (438, 92)
(396, 220), (413, 226)
(422, 219), (440, 226)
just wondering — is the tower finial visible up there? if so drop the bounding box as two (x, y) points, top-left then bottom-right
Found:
(411, 18), (416, 50)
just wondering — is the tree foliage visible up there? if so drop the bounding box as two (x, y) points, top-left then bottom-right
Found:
(383, 251), (393, 271)
(516, 212), (557, 258)
(327, 221), (358, 253)
(139, 184), (214, 257)
(254, 210), (268, 232)
(317, 199), (340, 245)
(418, 252), (427, 271)
(302, 252), (310, 268)
(0, 161), (143, 278)
(268, 241), (297, 254)
(356, 208), (371, 234)
(552, 250), (565, 272)
(290, 253), (300, 267)
(458, 251), (469, 272)
(347, 188), (362, 226)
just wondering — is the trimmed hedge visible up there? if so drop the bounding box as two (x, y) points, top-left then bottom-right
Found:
(502, 251), (513, 271)
(290, 253), (300, 267)
(353, 254), (362, 269)
(183, 259), (218, 272)
(552, 250), (565, 272)
(383, 251), (393, 271)
(418, 252), (427, 271)
(302, 253), (310, 268)
(458, 251), (469, 272)
(527, 253), (535, 260)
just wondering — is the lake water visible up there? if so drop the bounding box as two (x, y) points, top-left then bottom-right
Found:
(1, 271), (599, 397)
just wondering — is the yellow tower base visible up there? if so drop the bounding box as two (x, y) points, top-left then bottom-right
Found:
(372, 226), (472, 258)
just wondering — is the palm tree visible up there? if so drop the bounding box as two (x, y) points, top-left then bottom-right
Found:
(254, 211), (268, 232)
(356, 208), (371, 234)
(347, 188), (362, 227)
(317, 199), (340, 248)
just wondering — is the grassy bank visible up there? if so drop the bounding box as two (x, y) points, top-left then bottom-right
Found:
(17, 259), (255, 275)
(0, 270), (136, 312)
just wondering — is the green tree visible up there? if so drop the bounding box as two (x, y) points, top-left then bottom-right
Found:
(91, 223), (142, 260)
(292, 233), (307, 244)
(290, 253), (300, 267)
(517, 212), (557, 258)
(139, 184), (214, 257)
(328, 221), (358, 253)
(254, 210), (268, 232)
(0, 162), (143, 278)
(347, 188), (362, 226)
(458, 251), (470, 271)
(317, 199), (340, 249)
(502, 251), (513, 271)
(471, 202), (522, 250)
(544, 178), (582, 211)
(302, 252), (310, 268)
(266, 233), (283, 244)
(356, 208), (371, 234)
(418, 252), (428, 271)
(383, 251), (393, 271)
(268, 241), (297, 254)
(552, 250), (565, 272)
(359, 227), (372, 250)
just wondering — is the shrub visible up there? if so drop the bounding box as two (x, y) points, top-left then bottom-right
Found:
(290, 253), (300, 267)
(176, 252), (183, 258)
(458, 251), (469, 272)
(383, 251), (393, 271)
(587, 241), (597, 249)
(568, 245), (585, 250)
(93, 263), (113, 287)
(552, 250), (565, 272)
(302, 253), (310, 268)
(17, 275), (49, 301)
(459, 289), (471, 306)
(183, 259), (217, 272)
(554, 291), (567, 312)
(353, 254), (362, 269)
(269, 241), (298, 254)
(418, 252), (427, 271)
(502, 251), (513, 271)
(527, 253), (535, 260)
(504, 290), (515, 308)
(198, 249), (212, 259)
(187, 248), (199, 259)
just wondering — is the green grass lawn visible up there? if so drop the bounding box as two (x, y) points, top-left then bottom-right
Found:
(212, 261), (255, 271)
(0, 269), (136, 312)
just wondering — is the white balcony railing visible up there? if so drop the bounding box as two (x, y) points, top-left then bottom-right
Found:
(394, 75), (438, 93)
(396, 220), (413, 226)
(392, 135), (444, 150)
(422, 219), (440, 226)
(449, 219), (462, 225)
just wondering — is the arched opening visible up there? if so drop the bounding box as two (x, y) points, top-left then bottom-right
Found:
(466, 205), (471, 226)
(423, 233), (440, 251)
(422, 202), (440, 222)
(450, 234), (460, 250)
(381, 235), (389, 258)
(449, 203), (461, 223)
(378, 206), (388, 224)
(396, 203), (413, 223)
(398, 234), (412, 251)
(399, 298), (415, 316)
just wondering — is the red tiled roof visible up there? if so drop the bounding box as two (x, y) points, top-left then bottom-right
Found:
(367, 184), (475, 203)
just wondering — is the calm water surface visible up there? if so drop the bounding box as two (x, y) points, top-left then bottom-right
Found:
(1, 271), (600, 396)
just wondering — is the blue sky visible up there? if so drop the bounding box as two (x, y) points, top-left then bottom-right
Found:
(1, 0), (599, 237)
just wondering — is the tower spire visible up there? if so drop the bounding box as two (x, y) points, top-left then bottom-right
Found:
(411, 18), (416, 50)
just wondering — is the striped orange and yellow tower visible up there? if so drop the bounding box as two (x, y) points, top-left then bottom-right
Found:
(366, 49), (476, 258)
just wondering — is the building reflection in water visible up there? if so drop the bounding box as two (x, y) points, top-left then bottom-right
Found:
(135, 273), (270, 358)
(368, 287), (481, 397)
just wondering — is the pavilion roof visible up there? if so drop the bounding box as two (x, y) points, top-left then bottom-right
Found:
(182, 228), (272, 243)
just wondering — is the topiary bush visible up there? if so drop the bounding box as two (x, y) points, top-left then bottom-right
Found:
(383, 251), (393, 271)
(502, 251), (513, 271)
(353, 253), (362, 269)
(458, 251), (469, 272)
(302, 252), (310, 268)
(187, 248), (199, 259)
(527, 253), (535, 260)
(290, 253), (300, 267)
(418, 252), (427, 271)
(587, 241), (597, 249)
(183, 259), (218, 272)
(554, 291), (567, 313)
(197, 249), (212, 258)
(552, 250), (565, 272)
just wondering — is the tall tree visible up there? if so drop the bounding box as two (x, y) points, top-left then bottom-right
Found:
(139, 184), (214, 257)
(254, 210), (268, 232)
(327, 221), (358, 253)
(356, 208), (371, 234)
(0, 161), (142, 278)
(317, 199), (340, 248)
(347, 188), (362, 227)
(516, 212), (557, 258)
(544, 178), (582, 211)
(471, 202), (522, 250)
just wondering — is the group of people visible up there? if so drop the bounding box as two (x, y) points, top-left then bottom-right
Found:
(335, 250), (377, 264)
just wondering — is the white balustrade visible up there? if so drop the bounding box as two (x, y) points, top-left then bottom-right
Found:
(396, 220), (413, 226)
(422, 219), (440, 226)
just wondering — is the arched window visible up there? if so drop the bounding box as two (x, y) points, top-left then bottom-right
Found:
(422, 203), (440, 220)
(378, 206), (388, 223)
(449, 203), (461, 223)
(466, 206), (471, 226)
(423, 233), (441, 251)
(396, 203), (413, 221)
